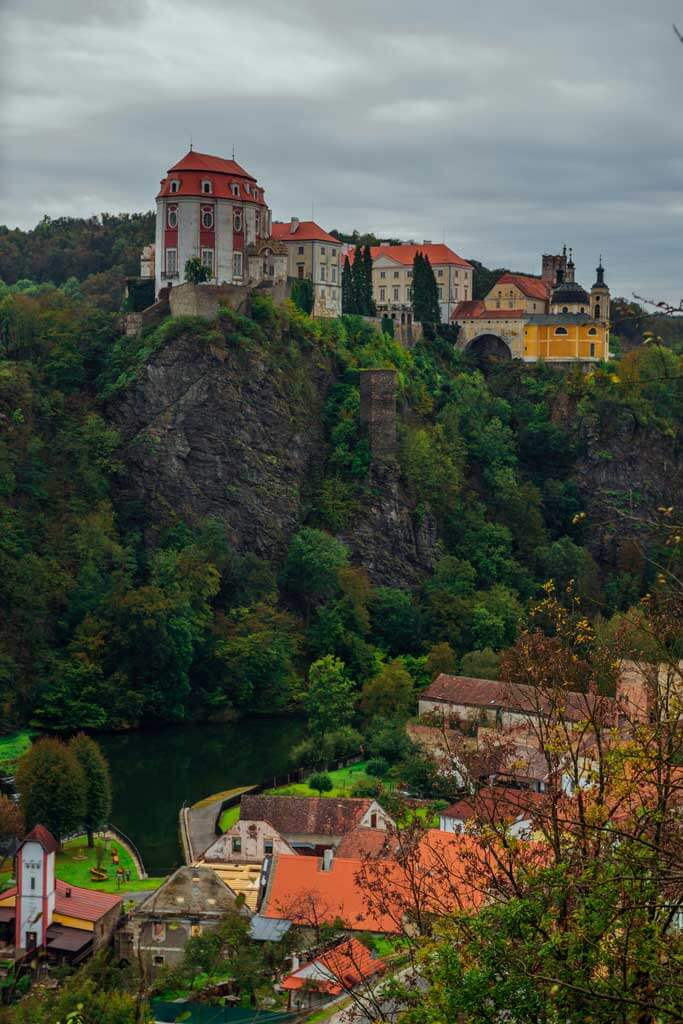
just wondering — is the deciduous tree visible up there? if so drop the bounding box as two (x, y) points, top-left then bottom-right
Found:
(69, 733), (112, 847)
(16, 737), (86, 841)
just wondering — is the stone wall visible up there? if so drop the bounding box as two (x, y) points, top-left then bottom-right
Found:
(169, 282), (252, 319)
(359, 368), (397, 457)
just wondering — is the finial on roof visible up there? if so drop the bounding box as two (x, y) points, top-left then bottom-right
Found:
(232, 143), (235, 160)
(190, 136), (193, 152)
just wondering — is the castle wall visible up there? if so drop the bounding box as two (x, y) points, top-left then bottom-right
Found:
(169, 282), (251, 319)
(359, 369), (397, 457)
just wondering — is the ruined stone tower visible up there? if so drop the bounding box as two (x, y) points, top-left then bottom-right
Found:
(359, 369), (397, 457)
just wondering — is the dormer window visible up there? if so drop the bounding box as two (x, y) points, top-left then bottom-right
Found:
(201, 207), (214, 229)
(231, 183), (240, 197)
(169, 180), (180, 193)
(167, 206), (178, 229)
(555, 327), (568, 335)
(245, 183), (250, 194)
(201, 180), (212, 194)
(233, 211), (243, 233)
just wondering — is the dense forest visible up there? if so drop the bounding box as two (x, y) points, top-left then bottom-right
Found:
(0, 214), (681, 737)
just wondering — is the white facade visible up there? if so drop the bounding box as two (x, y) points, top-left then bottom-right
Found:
(17, 840), (55, 950)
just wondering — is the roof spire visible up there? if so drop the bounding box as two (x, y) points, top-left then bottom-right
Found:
(190, 136), (193, 152)
(232, 143), (235, 160)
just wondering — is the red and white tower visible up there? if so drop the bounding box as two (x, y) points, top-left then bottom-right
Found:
(154, 149), (277, 298)
(14, 825), (58, 952)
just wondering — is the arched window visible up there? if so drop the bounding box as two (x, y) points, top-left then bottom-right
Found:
(580, 306), (585, 313)
(201, 180), (212, 194)
(231, 183), (240, 197)
(562, 306), (568, 313)
(167, 206), (178, 229)
(201, 207), (214, 229)
(169, 179), (180, 193)
(594, 304), (601, 318)
(588, 327), (598, 336)
(555, 327), (568, 335)
(233, 211), (243, 233)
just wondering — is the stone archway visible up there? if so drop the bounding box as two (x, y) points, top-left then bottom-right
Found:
(466, 333), (512, 361)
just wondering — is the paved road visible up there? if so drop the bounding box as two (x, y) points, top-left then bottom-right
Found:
(185, 800), (220, 862)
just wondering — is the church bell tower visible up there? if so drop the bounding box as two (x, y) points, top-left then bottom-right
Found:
(590, 257), (610, 324)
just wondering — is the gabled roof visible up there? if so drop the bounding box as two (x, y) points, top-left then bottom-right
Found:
(272, 221), (339, 245)
(494, 273), (549, 301)
(349, 243), (471, 270)
(441, 788), (544, 825)
(168, 149), (255, 180)
(21, 825), (59, 855)
(422, 674), (614, 724)
(281, 937), (385, 995)
(135, 865), (241, 918)
(239, 795), (373, 838)
(0, 879), (121, 923)
(336, 827), (395, 859)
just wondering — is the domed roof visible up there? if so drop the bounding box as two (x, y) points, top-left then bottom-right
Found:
(551, 279), (590, 306)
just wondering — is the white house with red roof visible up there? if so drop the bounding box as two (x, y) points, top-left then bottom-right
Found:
(272, 218), (342, 317)
(359, 242), (473, 325)
(152, 149), (287, 299)
(0, 826), (122, 965)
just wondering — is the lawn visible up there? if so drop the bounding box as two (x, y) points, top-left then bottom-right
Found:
(218, 804), (240, 832)
(57, 836), (164, 894)
(0, 731), (32, 773)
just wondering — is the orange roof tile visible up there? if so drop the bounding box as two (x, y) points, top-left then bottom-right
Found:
(281, 937), (384, 995)
(2, 879), (121, 923)
(494, 273), (549, 301)
(22, 825), (59, 855)
(350, 243), (471, 270)
(452, 301), (525, 320)
(168, 149), (255, 180)
(272, 221), (339, 245)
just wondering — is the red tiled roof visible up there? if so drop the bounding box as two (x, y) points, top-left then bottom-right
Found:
(422, 674), (614, 724)
(336, 827), (395, 859)
(240, 795), (372, 838)
(441, 788), (544, 824)
(494, 273), (549, 301)
(350, 243), (471, 270)
(2, 879), (121, 923)
(272, 221), (339, 245)
(451, 301), (525, 320)
(22, 825), (59, 855)
(281, 937), (384, 995)
(168, 149), (255, 180)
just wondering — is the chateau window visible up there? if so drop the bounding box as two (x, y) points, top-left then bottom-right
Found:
(233, 252), (243, 278)
(437, 269), (443, 277)
(30, 876), (35, 891)
(201, 207), (214, 229)
(331, 266), (337, 282)
(594, 304), (601, 318)
(298, 246), (304, 254)
(562, 306), (568, 313)
(321, 247), (326, 254)
(405, 287), (411, 301)
(555, 327), (568, 335)
(590, 342), (596, 357)
(233, 211), (243, 233)
(380, 286), (386, 301)
(321, 288), (325, 298)
(320, 265), (326, 281)
(167, 206), (178, 229)
(232, 837), (241, 853)
(332, 249), (336, 256)
(380, 271), (386, 279)
(407, 270), (412, 278)
(496, 301), (500, 309)
(169, 180), (180, 193)
(509, 300), (514, 308)
(201, 249), (213, 272)
(255, 211), (260, 230)
(454, 286), (458, 299)
(165, 248), (178, 275)
(393, 287), (399, 301)
(231, 183), (240, 197)
(588, 327), (597, 336)
(201, 180), (212, 194)
(454, 270), (459, 277)
(393, 271), (399, 278)
(244, 183), (250, 194)
(297, 265), (304, 278)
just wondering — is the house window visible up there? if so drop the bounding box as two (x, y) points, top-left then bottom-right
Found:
(562, 306), (568, 313)
(264, 839), (273, 855)
(393, 287), (399, 301)
(167, 206), (178, 229)
(594, 304), (601, 318)
(231, 183), (240, 197)
(454, 286), (458, 299)
(255, 210), (260, 231)
(201, 249), (213, 272)
(580, 306), (585, 313)
(298, 246), (304, 255)
(232, 837), (242, 854)
(320, 288), (325, 299)
(438, 286), (443, 300)
(30, 876), (35, 891)
(380, 271), (386, 279)
(244, 183), (250, 194)
(166, 248), (177, 275)
(590, 342), (596, 357)
(332, 248), (336, 256)
(169, 180), (180, 193)
(380, 286), (386, 301)
(555, 327), (568, 335)
(509, 300), (513, 308)
(455, 270), (459, 277)
(437, 269), (443, 277)
(233, 211), (243, 232)
(393, 271), (399, 278)
(233, 252), (243, 278)
(153, 955), (165, 967)
(321, 247), (326, 254)
(201, 207), (214, 229)
(320, 265), (326, 281)
(370, 812), (377, 828)
(405, 288), (411, 301)
(331, 267), (337, 282)
(201, 180), (212, 194)
(407, 270), (412, 278)
(297, 264), (304, 278)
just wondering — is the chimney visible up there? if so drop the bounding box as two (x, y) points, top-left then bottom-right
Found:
(322, 849), (334, 872)
(290, 954), (300, 972)
(423, 239), (432, 245)
(65, 887), (72, 898)
(290, 217), (299, 235)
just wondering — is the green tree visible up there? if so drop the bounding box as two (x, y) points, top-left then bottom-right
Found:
(291, 276), (314, 314)
(425, 642), (457, 680)
(280, 528), (349, 621)
(360, 659), (414, 719)
(342, 255), (355, 313)
(370, 588), (422, 655)
(411, 251), (441, 324)
(184, 256), (211, 284)
(351, 243), (365, 314)
(362, 244), (376, 315)
(304, 655), (355, 738)
(308, 771), (333, 794)
(16, 737), (86, 841)
(459, 647), (501, 679)
(69, 733), (112, 847)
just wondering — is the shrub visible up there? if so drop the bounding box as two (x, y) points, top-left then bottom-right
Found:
(308, 772), (333, 794)
(351, 779), (382, 798)
(366, 756), (389, 777)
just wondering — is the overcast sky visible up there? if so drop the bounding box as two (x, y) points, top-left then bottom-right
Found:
(2, 0), (682, 300)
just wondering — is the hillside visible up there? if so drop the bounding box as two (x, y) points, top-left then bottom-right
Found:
(0, 276), (681, 735)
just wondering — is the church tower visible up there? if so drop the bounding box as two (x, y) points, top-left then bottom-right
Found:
(15, 825), (58, 952)
(590, 258), (610, 324)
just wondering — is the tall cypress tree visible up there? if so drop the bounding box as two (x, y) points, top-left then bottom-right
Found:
(341, 255), (354, 313)
(351, 244), (364, 314)
(362, 244), (376, 316)
(423, 254), (442, 324)
(70, 733), (112, 847)
(412, 251), (441, 324)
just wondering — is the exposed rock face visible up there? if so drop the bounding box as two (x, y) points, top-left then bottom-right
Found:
(109, 333), (333, 561)
(572, 408), (682, 566)
(341, 461), (441, 587)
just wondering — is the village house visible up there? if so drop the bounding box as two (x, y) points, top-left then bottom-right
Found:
(116, 865), (247, 978)
(452, 247), (610, 363)
(237, 795), (393, 855)
(280, 937), (385, 1012)
(439, 788), (543, 838)
(0, 826), (121, 968)
(272, 218), (342, 317)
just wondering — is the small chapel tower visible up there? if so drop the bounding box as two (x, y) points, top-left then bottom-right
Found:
(14, 825), (58, 952)
(591, 258), (610, 324)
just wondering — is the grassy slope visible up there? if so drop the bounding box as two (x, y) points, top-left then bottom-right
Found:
(0, 732), (32, 772)
(56, 837), (163, 893)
